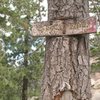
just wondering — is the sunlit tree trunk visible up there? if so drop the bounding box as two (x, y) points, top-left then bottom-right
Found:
(41, 0), (91, 100)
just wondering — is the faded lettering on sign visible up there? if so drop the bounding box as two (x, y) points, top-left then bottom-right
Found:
(31, 17), (97, 37)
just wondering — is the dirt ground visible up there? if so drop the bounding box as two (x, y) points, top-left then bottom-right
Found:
(91, 72), (100, 100)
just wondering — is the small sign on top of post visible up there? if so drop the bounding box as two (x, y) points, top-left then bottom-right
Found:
(31, 17), (97, 37)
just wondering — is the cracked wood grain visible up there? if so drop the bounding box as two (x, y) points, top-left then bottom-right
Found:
(48, 0), (89, 20)
(41, 36), (91, 100)
(41, 0), (91, 100)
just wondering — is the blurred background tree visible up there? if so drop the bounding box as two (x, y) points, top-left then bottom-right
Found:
(0, 0), (46, 100)
(89, 0), (100, 72)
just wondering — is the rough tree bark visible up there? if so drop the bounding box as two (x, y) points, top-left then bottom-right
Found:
(41, 0), (91, 100)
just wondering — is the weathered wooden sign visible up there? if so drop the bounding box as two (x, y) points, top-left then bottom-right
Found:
(31, 17), (97, 37)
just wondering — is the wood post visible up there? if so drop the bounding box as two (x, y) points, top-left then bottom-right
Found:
(31, 0), (97, 100)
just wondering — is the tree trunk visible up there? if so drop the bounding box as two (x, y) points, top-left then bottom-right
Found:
(22, 35), (28, 100)
(41, 0), (91, 100)
(22, 76), (28, 100)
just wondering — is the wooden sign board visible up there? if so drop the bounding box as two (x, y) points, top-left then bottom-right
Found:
(31, 17), (97, 37)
